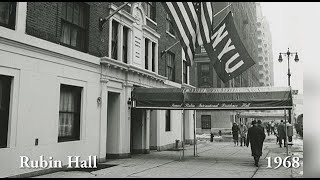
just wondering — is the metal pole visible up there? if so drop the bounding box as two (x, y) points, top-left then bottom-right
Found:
(287, 50), (292, 125)
(99, 2), (129, 30)
(193, 110), (195, 157)
(285, 109), (288, 156)
(182, 109), (185, 159)
(213, 3), (233, 18)
(194, 110), (198, 156)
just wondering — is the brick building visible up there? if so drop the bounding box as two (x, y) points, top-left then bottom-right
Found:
(0, 2), (196, 177)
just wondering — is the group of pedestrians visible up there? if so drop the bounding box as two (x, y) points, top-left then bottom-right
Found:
(232, 122), (248, 147)
(232, 119), (291, 167)
(232, 120), (266, 167)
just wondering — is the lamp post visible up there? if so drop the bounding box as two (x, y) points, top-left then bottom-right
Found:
(278, 48), (299, 124)
(278, 48), (299, 148)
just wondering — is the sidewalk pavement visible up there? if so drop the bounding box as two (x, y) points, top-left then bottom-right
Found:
(34, 134), (303, 178)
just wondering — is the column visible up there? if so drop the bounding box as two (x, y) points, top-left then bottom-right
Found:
(145, 110), (151, 153)
(148, 40), (152, 71)
(118, 24), (123, 61)
(127, 29), (133, 65)
(118, 84), (132, 157)
(16, 2), (27, 34)
(154, 43), (158, 74)
(98, 78), (108, 160)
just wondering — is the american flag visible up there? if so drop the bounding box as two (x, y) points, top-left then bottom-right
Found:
(162, 2), (214, 66)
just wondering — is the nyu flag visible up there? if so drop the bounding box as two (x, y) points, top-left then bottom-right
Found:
(204, 12), (255, 83)
(161, 2), (214, 66)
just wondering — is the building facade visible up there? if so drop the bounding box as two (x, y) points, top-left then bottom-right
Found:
(256, 2), (274, 87)
(191, 2), (264, 134)
(0, 2), (196, 177)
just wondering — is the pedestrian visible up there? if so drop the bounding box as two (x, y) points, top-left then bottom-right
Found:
(257, 120), (265, 133)
(266, 122), (271, 136)
(232, 122), (239, 146)
(277, 120), (287, 148)
(239, 122), (247, 147)
(271, 120), (275, 134)
(274, 129), (279, 144)
(246, 120), (266, 167)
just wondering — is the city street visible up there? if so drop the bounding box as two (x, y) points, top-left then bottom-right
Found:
(34, 133), (303, 178)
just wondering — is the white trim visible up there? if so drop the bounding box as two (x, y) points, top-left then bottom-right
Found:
(0, 66), (20, 148)
(15, 2), (27, 34)
(143, 25), (160, 41)
(0, 27), (99, 65)
(58, 77), (87, 143)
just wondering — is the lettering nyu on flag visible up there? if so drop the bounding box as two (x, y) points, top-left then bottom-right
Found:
(204, 12), (255, 83)
(161, 2), (214, 66)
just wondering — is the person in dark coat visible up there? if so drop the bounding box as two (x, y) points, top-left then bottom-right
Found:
(277, 120), (287, 148)
(257, 120), (265, 133)
(246, 120), (266, 167)
(232, 122), (239, 146)
(266, 122), (271, 136)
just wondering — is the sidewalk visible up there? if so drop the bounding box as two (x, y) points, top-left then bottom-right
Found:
(33, 134), (303, 178)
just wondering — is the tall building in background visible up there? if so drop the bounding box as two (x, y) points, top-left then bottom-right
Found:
(190, 2), (262, 134)
(256, 2), (274, 87)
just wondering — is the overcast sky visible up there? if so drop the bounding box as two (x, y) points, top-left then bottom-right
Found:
(259, 2), (318, 95)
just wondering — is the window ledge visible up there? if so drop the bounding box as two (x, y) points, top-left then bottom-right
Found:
(146, 16), (157, 26)
(166, 31), (176, 39)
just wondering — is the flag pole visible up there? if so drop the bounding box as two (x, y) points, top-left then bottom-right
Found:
(213, 3), (233, 18)
(99, 2), (129, 31)
(161, 41), (180, 57)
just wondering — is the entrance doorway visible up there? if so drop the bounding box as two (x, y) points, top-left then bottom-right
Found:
(130, 108), (144, 154)
(106, 92), (120, 157)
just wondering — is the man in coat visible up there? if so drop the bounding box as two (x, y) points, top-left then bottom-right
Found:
(239, 122), (247, 147)
(277, 120), (287, 148)
(246, 120), (266, 167)
(232, 122), (239, 146)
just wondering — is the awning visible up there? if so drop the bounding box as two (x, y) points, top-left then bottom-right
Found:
(132, 87), (185, 109)
(131, 86), (293, 110)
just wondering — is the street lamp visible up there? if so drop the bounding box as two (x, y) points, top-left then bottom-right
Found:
(278, 48), (299, 148)
(278, 48), (299, 124)
(278, 48), (299, 87)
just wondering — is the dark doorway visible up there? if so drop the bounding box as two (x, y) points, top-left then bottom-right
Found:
(0, 75), (12, 148)
(130, 108), (144, 154)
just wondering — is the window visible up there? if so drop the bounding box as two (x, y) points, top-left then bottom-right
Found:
(166, 52), (175, 81)
(199, 63), (210, 87)
(111, 20), (119, 60)
(152, 42), (156, 72)
(60, 2), (88, 52)
(0, 2), (16, 30)
(145, 38), (149, 69)
(201, 115), (211, 129)
(0, 75), (12, 148)
(143, 2), (156, 21)
(123, 26), (129, 63)
(165, 110), (171, 131)
(183, 61), (188, 84)
(166, 14), (175, 36)
(58, 84), (82, 142)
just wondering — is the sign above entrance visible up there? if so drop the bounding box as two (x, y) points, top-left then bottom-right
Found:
(132, 86), (293, 110)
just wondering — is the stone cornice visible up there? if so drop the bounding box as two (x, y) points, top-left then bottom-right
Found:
(100, 57), (166, 82)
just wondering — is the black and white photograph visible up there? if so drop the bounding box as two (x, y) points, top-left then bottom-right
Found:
(1, 1), (315, 178)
